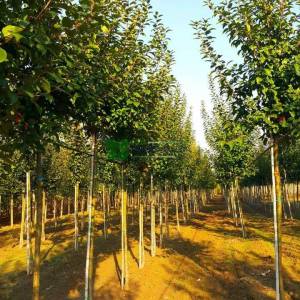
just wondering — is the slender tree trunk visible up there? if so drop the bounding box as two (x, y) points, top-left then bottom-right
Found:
(81, 196), (85, 231)
(68, 198), (71, 215)
(60, 198), (64, 218)
(85, 133), (97, 300)
(103, 184), (107, 240)
(20, 193), (25, 247)
(159, 194), (163, 248)
(121, 166), (128, 289)
(74, 182), (79, 251)
(165, 183), (169, 237)
(33, 193), (37, 226)
(150, 199), (156, 256)
(26, 171), (33, 275)
(176, 190), (180, 232)
(0, 195), (1, 228)
(53, 198), (57, 228)
(181, 187), (186, 224)
(139, 201), (144, 269)
(235, 180), (246, 238)
(271, 142), (284, 300)
(150, 176), (156, 257)
(10, 194), (14, 228)
(224, 186), (231, 214)
(33, 152), (43, 300)
(283, 170), (293, 220)
(230, 187), (238, 226)
(41, 191), (46, 242)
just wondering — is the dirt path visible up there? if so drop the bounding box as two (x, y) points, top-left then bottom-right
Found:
(0, 200), (300, 300)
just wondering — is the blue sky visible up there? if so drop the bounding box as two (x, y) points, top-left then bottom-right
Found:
(150, 0), (238, 148)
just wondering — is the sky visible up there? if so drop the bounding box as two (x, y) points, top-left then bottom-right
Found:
(150, 0), (239, 148)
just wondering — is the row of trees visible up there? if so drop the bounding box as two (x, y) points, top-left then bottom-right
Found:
(0, 1), (215, 299)
(194, 0), (299, 299)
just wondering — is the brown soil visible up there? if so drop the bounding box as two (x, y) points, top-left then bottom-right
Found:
(0, 198), (300, 300)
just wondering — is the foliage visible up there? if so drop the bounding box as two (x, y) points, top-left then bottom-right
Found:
(193, 0), (300, 142)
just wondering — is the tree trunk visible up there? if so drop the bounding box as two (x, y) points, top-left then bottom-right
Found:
(74, 182), (79, 251)
(165, 184), (169, 237)
(20, 193), (25, 247)
(68, 197), (71, 215)
(102, 184), (107, 240)
(26, 171), (33, 275)
(150, 176), (156, 257)
(85, 133), (97, 300)
(53, 198), (57, 228)
(10, 194), (14, 228)
(60, 198), (64, 218)
(33, 193), (37, 226)
(159, 194), (163, 247)
(41, 191), (46, 242)
(235, 180), (246, 238)
(271, 142), (284, 300)
(121, 169), (128, 289)
(181, 187), (186, 224)
(81, 196), (85, 231)
(176, 190), (180, 232)
(33, 152), (43, 300)
(138, 201), (144, 269)
(0, 195), (1, 228)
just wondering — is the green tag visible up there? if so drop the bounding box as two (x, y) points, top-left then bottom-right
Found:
(104, 139), (129, 162)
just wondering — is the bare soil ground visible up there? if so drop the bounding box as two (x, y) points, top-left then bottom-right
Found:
(0, 197), (300, 300)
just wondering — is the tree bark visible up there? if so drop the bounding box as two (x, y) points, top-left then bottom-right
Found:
(159, 194), (163, 247)
(53, 198), (57, 228)
(20, 193), (25, 247)
(81, 196), (85, 231)
(26, 171), (33, 275)
(41, 191), (46, 242)
(138, 200), (144, 269)
(176, 190), (180, 232)
(10, 194), (14, 228)
(121, 167), (128, 289)
(60, 198), (64, 218)
(102, 184), (107, 240)
(0, 195), (1, 228)
(33, 152), (43, 300)
(271, 142), (284, 300)
(74, 182), (79, 251)
(85, 132), (97, 300)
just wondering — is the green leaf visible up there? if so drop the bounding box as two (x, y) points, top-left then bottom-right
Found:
(2, 25), (24, 42)
(101, 25), (109, 34)
(41, 79), (51, 94)
(113, 64), (121, 72)
(256, 77), (263, 84)
(295, 64), (300, 76)
(245, 23), (251, 33)
(264, 69), (272, 76)
(36, 44), (46, 55)
(24, 90), (34, 98)
(0, 47), (7, 63)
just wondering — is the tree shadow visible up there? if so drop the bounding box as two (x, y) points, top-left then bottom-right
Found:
(113, 251), (121, 283)
(159, 231), (300, 300)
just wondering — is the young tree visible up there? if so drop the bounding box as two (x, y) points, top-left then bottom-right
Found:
(202, 79), (256, 236)
(193, 1), (299, 297)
